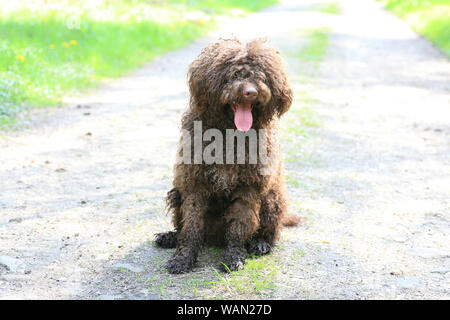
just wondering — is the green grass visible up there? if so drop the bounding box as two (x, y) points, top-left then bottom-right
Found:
(281, 92), (323, 165)
(291, 247), (307, 259)
(281, 27), (331, 191)
(286, 175), (302, 188)
(282, 28), (328, 149)
(295, 28), (331, 64)
(182, 275), (211, 295)
(209, 254), (279, 298)
(378, 0), (450, 56)
(0, 0), (277, 128)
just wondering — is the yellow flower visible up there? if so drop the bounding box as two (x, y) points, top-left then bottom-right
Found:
(49, 44), (55, 49)
(16, 54), (25, 62)
(63, 42), (69, 48)
(90, 74), (95, 80)
(70, 40), (77, 46)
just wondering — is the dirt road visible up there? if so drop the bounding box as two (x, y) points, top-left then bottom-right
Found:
(1, 0), (449, 299)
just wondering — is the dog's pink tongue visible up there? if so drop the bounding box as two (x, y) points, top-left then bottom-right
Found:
(234, 103), (253, 132)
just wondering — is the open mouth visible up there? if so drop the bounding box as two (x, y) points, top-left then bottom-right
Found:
(231, 102), (253, 132)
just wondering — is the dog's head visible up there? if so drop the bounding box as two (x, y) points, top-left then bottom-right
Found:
(188, 38), (292, 131)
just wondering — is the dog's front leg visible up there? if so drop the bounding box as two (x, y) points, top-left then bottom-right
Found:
(221, 189), (261, 272)
(166, 192), (207, 274)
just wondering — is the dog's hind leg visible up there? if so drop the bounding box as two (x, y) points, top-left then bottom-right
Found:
(246, 189), (285, 256)
(221, 188), (260, 272)
(166, 192), (208, 274)
(154, 188), (182, 249)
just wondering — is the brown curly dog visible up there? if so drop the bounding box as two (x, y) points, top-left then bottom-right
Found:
(155, 38), (300, 274)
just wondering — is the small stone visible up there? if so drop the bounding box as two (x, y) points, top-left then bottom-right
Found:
(0, 256), (23, 272)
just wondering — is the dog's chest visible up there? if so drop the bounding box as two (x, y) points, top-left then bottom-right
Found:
(204, 166), (237, 193)
(203, 164), (260, 193)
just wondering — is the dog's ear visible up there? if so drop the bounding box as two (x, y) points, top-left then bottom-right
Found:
(187, 58), (209, 115)
(268, 49), (292, 117)
(275, 81), (293, 117)
(265, 56), (292, 118)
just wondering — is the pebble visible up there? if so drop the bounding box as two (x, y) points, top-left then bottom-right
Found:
(0, 256), (23, 272)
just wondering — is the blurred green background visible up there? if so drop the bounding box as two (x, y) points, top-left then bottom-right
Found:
(0, 0), (277, 127)
(378, 0), (449, 56)
(0, 0), (448, 128)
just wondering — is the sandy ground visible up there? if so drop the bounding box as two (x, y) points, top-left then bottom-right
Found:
(0, 0), (449, 299)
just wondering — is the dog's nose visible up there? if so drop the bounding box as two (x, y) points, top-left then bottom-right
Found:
(243, 87), (258, 102)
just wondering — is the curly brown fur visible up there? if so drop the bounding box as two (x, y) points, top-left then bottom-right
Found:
(154, 38), (300, 274)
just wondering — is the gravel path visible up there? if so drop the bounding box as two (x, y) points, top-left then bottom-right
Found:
(1, 0), (449, 299)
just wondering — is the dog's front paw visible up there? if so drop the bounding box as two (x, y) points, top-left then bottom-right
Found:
(155, 231), (178, 249)
(166, 251), (196, 274)
(247, 238), (272, 256)
(221, 249), (246, 272)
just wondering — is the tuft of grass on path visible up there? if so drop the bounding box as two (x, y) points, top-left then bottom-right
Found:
(282, 27), (329, 148)
(378, 0), (450, 56)
(296, 28), (331, 65)
(281, 27), (331, 184)
(207, 254), (279, 298)
(0, 0), (277, 128)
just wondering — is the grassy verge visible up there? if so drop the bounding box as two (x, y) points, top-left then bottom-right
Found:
(377, 0), (450, 56)
(279, 23), (332, 234)
(281, 28), (329, 169)
(0, 0), (277, 128)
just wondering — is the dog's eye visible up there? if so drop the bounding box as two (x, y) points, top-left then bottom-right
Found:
(230, 65), (244, 77)
(256, 71), (267, 81)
